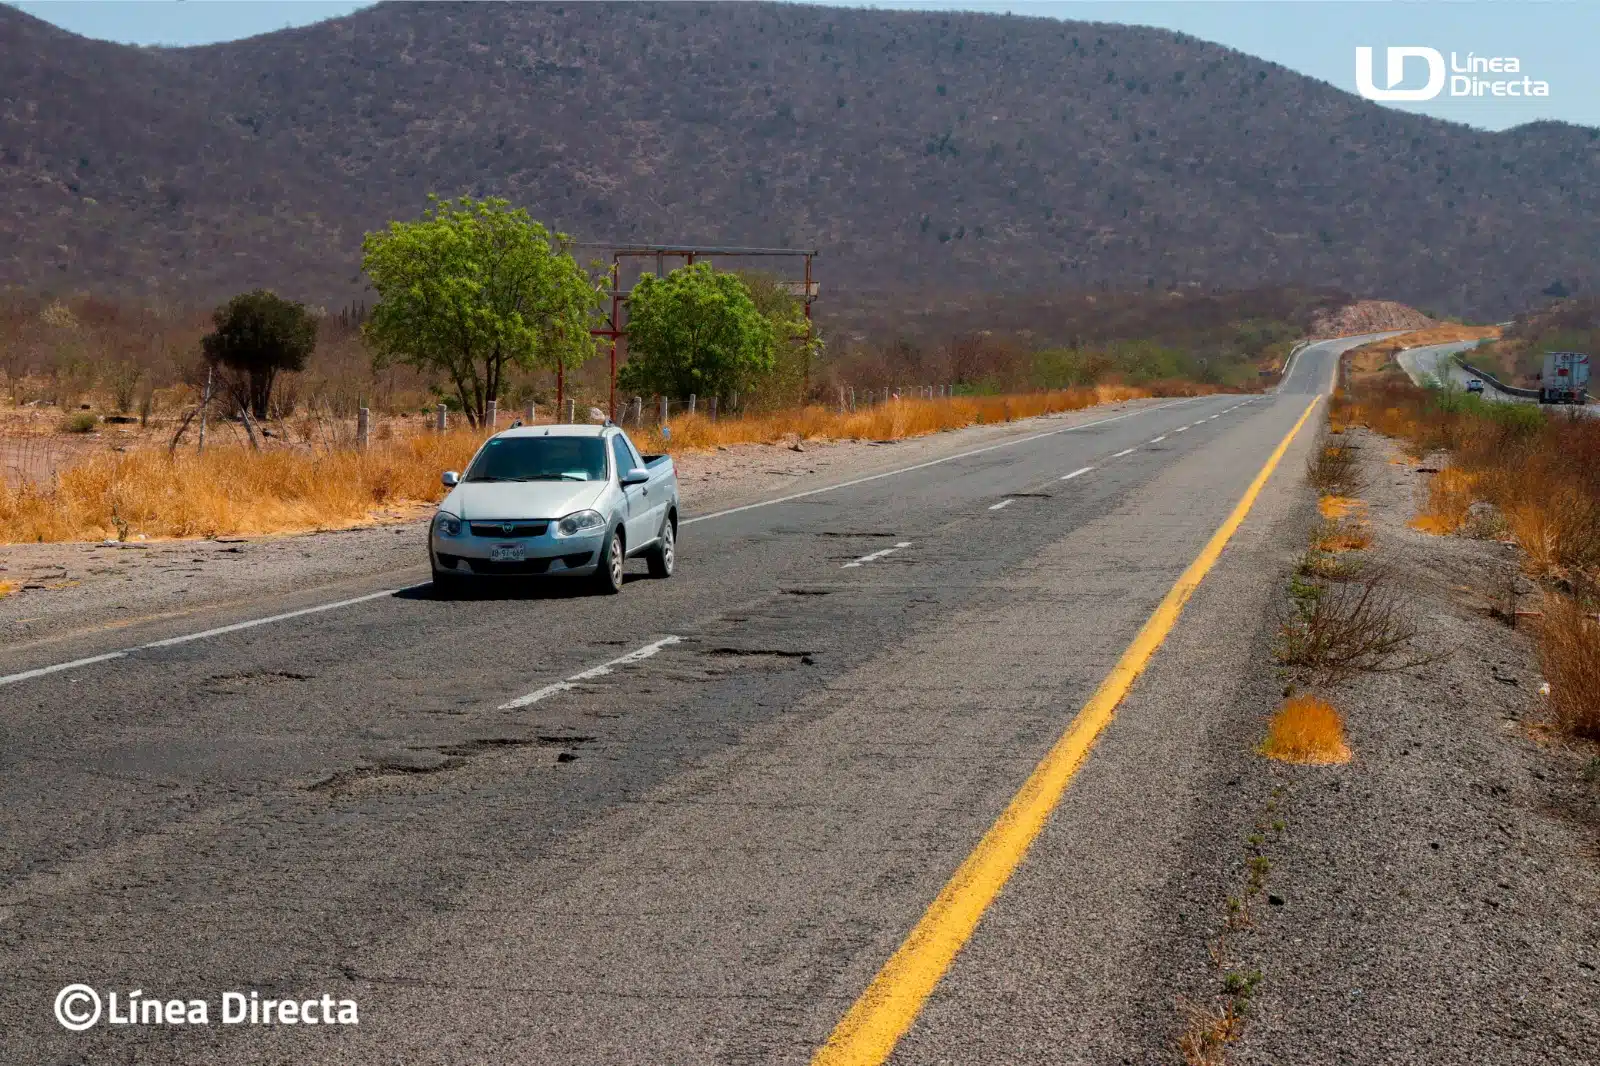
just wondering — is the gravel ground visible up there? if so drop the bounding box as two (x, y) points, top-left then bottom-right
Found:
(1178, 426), (1600, 1065)
(0, 398), (1165, 648)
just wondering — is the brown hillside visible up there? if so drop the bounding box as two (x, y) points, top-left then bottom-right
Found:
(2, 1), (1597, 315)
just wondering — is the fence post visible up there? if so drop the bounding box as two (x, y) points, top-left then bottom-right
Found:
(659, 395), (669, 427)
(566, 398), (576, 424)
(849, 387), (856, 412)
(357, 406), (370, 451)
(197, 365), (212, 454)
(838, 386), (845, 414)
(527, 401), (537, 425)
(709, 396), (718, 422)
(486, 399), (497, 432)
(436, 403), (447, 432)
(689, 393), (697, 416)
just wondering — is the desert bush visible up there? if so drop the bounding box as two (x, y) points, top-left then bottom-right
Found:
(1306, 440), (1364, 496)
(1275, 564), (1437, 684)
(60, 411), (98, 433)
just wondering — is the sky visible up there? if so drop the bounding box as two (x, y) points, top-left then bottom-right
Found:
(10, 1), (1597, 131)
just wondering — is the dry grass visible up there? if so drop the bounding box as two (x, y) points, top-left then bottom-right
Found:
(1536, 595), (1600, 740)
(1259, 694), (1352, 764)
(0, 430), (485, 542)
(1311, 516), (1373, 553)
(0, 579), (15, 599)
(1408, 467), (1476, 535)
(1317, 495), (1363, 521)
(1177, 998), (1245, 1066)
(632, 383), (1165, 452)
(1, 385), (1192, 543)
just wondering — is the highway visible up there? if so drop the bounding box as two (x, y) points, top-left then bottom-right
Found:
(1395, 339), (1518, 400)
(2, 337), (1364, 1064)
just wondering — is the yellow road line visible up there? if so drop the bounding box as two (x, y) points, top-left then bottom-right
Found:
(812, 395), (1323, 1066)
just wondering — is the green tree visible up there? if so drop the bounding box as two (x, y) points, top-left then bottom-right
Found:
(619, 263), (779, 402)
(735, 271), (820, 406)
(201, 289), (317, 419)
(361, 196), (602, 427)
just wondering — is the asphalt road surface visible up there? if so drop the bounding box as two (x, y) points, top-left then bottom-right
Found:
(2, 338), (1362, 1064)
(1396, 339), (1517, 399)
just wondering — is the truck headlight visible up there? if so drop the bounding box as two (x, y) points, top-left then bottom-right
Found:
(555, 509), (605, 537)
(433, 512), (463, 537)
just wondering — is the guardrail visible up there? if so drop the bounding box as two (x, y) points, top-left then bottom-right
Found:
(1453, 358), (1542, 400)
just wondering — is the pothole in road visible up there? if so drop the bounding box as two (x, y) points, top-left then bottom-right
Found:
(305, 735), (598, 794)
(203, 669), (314, 693)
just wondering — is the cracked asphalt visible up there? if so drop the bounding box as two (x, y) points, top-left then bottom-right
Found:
(2, 339), (1359, 1064)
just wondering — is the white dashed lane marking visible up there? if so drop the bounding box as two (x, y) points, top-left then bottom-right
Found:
(988, 499), (1015, 511)
(1060, 467), (1094, 481)
(499, 636), (683, 710)
(1112, 448), (1136, 458)
(843, 542), (914, 569)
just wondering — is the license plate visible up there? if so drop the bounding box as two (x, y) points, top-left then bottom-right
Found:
(490, 544), (525, 563)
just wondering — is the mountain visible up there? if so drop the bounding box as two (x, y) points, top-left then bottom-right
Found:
(2, 1), (1597, 317)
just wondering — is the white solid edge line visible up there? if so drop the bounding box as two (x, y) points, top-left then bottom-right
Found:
(988, 499), (1015, 511)
(499, 635), (683, 710)
(680, 397), (1198, 527)
(140, 586), (426, 649)
(1112, 448), (1136, 458)
(0, 651), (128, 688)
(1060, 466), (1093, 481)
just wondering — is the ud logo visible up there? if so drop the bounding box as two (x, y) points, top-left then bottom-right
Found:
(1355, 46), (1446, 101)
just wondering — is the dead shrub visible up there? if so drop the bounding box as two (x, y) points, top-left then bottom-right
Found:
(1177, 998), (1244, 1066)
(1536, 594), (1600, 740)
(1276, 565), (1440, 684)
(1306, 440), (1364, 496)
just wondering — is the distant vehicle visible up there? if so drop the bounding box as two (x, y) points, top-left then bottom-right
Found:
(429, 424), (678, 594)
(1465, 378), (1485, 394)
(1539, 351), (1591, 405)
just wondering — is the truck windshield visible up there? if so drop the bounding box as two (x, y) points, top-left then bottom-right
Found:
(465, 436), (608, 482)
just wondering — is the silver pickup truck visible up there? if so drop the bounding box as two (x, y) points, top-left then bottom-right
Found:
(429, 423), (678, 594)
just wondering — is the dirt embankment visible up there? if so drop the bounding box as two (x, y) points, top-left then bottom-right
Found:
(1342, 324), (1503, 378)
(1310, 300), (1436, 339)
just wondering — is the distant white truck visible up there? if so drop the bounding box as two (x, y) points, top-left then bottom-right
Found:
(1539, 351), (1591, 405)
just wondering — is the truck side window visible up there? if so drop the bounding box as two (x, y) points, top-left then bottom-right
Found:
(610, 435), (636, 479)
(616, 432), (644, 469)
